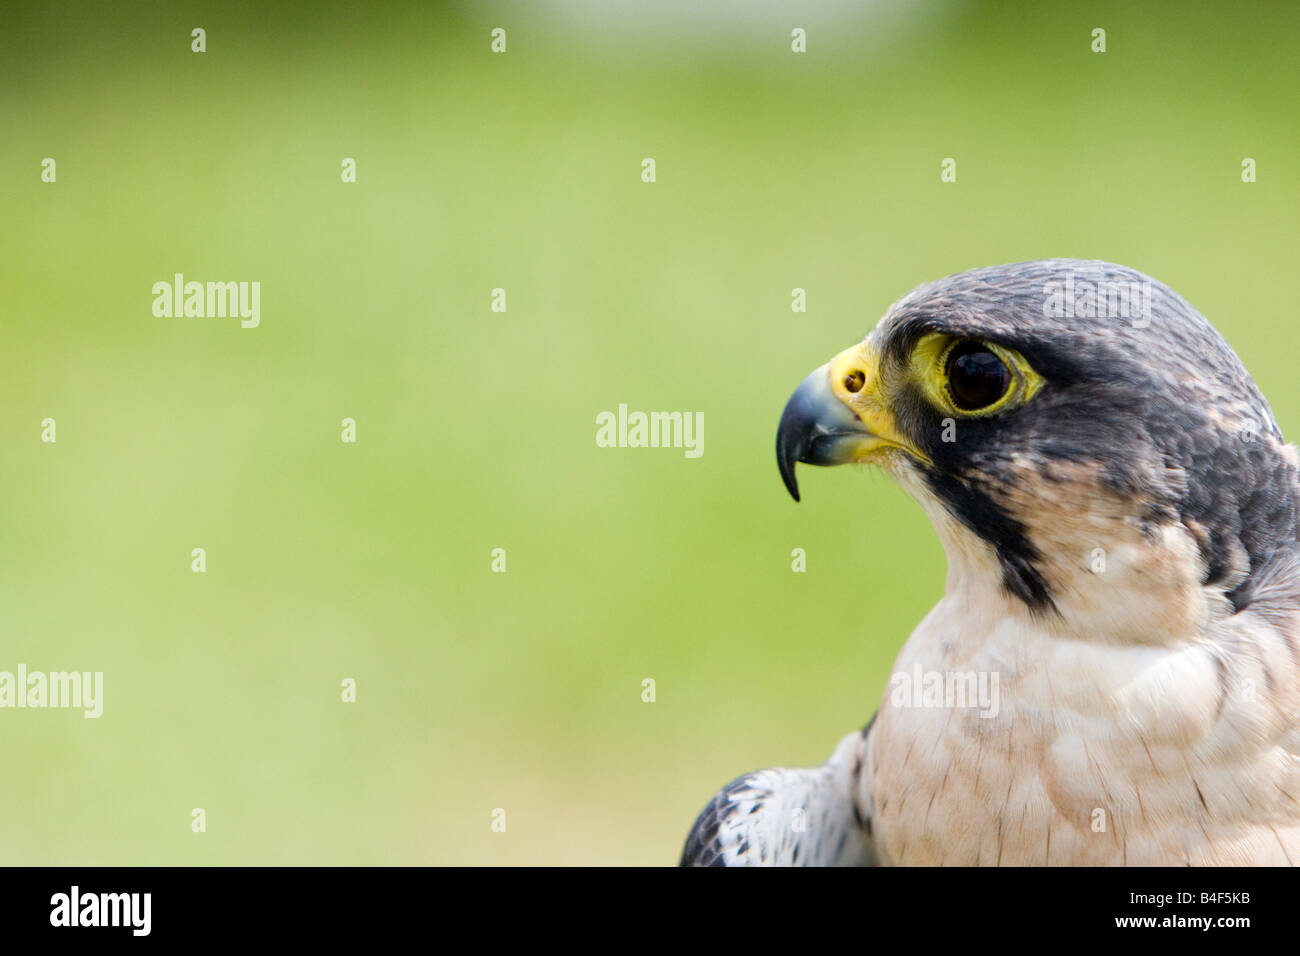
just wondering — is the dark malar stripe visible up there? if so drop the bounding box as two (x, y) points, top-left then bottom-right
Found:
(922, 470), (1058, 614)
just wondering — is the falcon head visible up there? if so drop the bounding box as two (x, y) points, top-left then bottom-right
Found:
(777, 260), (1300, 634)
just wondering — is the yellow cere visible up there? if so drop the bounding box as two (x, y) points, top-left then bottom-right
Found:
(827, 343), (931, 464)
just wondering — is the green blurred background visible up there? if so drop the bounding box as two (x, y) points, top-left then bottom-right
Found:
(1, 0), (1297, 864)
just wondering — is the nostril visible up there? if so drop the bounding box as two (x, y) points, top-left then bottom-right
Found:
(843, 370), (865, 393)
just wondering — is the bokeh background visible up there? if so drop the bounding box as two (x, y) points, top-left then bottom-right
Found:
(2, 0), (1297, 864)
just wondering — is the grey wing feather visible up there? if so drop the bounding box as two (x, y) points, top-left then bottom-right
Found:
(680, 720), (878, 867)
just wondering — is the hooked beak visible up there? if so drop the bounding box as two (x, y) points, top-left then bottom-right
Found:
(776, 344), (918, 502)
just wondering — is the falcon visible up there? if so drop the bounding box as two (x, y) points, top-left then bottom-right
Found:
(681, 260), (1300, 866)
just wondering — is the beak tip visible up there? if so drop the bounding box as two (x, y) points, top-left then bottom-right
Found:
(776, 436), (802, 502)
(781, 471), (801, 503)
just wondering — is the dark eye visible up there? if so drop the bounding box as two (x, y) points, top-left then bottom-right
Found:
(945, 340), (1011, 411)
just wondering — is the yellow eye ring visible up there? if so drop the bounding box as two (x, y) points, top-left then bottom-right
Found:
(910, 333), (1044, 418)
